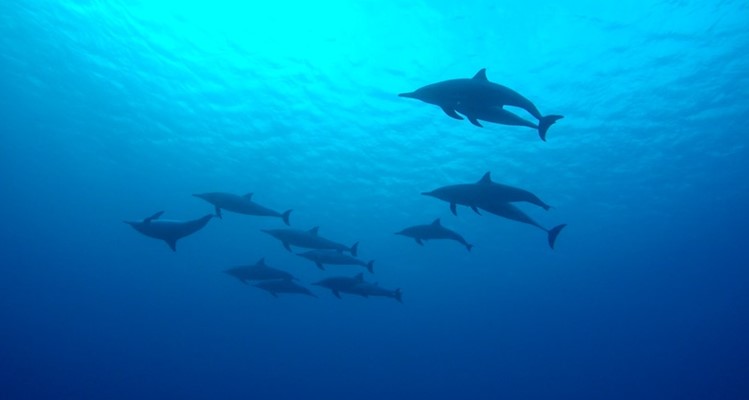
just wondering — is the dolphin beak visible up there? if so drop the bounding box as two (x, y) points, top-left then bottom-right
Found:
(398, 92), (416, 98)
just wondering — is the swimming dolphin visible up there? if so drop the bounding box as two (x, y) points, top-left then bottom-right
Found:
(422, 171), (552, 215)
(253, 279), (317, 298)
(224, 257), (296, 284)
(399, 68), (563, 140)
(261, 227), (359, 256)
(193, 192), (292, 225)
(124, 211), (214, 251)
(349, 282), (402, 303)
(312, 273), (365, 299)
(476, 201), (567, 250)
(454, 103), (563, 141)
(396, 218), (473, 251)
(296, 250), (374, 273)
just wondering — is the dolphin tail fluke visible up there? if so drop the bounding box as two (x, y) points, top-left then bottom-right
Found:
(350, 242), (359, 257)
(366, 260), (374, 274)
(547, 224), (567, 249)
(538, 115), (564, 141)
(466, 243), (474, 252)
(394, 288), (403, 303)
(281, 209), (292, 226)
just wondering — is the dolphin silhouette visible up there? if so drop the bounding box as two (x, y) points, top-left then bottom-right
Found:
(253, 279), (317, 298)
(399, 69), (563, 140)
(349, 282), (402, 303)
(296, 250), (374, 273)
(396, 218), (473, 251)
(312, 273), (365, 299)
(262, 227), (359, 255)
(193, 192), (291, 225)
(224, 257), (297, 284)
(124, 211), (214, 251)
(454, 103), (563, 141)
(476, 201), (566, 250)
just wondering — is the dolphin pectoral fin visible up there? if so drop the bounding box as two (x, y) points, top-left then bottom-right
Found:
(538, 115), (564, 142)
(315, 262), (325, 270)
(471, 206), (481, 215)
(332, 290), (341, 299)
(214, 206), (222, 219)
(145, 211), (165, 223)
(165, 239), (177, 252)
(282, 241), (292, 252)
(441, 106), (464, 120)
(467, 116), (483, 127)
(450, 203), (457, 216)
(547, 224), (567, 250)
(415, 238), (424, 246)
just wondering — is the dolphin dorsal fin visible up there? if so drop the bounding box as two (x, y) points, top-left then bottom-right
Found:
(354, 273), (363, 282)
(256, 257), (266, 266)
(145, 211), (165, 223)
(478, 171), (492, 184)
(309, 226), (319, 236)
(243, 193), (253, 200)
(472, 68), (488, 81)
(432, 218), (441, 226)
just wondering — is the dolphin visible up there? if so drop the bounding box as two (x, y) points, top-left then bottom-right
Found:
(224, 257), (296, 284)
(399, 68), (563, 140)
(253, 279), (317, 298)
(261, 227), (359, 256)
(395, 218), (473, 251)
(454, 103), (563, 141)
(349, 282), (402, 303)
(476, 201), (567, 250)
(193, 192), (292, 225)
(312, 273), (365, 299)
(296, 250), (374, 273)
(422, 171), (552, 215)
(124, 211), (214, 251)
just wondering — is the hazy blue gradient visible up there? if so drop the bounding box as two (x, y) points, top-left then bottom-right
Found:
(1, 1), (748, 399)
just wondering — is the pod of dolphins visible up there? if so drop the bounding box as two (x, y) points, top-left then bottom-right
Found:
(125, 69), (567, 302)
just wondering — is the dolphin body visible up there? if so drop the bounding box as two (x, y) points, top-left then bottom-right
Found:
(399, 68), (563, 141)
(124, 211), (213, 251)
(296, 250), (374, 273)
(476, 201), (567, 250)
(422, 172), (552, 215)
(453, 103), (563, 141)
(312, 273), (365, 299)
(253, 279), (317, 298)
(224, 258), (296, 284)
(262, 227), (359, 256)
(349, 282), (402, 303)
(396, 218), (473, 251)
(193, 192), (291, 225)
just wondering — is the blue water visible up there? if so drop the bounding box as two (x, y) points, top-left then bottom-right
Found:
(2, 1), (748, 399)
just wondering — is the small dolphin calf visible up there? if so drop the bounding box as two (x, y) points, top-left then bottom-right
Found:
(422, 171), (551, 215)
(193, 192), (292, 225)
(224, 257), (296, 284)
(124, 211), (213, 251)
(253, 279), (317, 298)
(396, 218), (473, 251)
(312, 273), (365, 299)
(399, 68), (563, 140)
(296, 250), (374, 273)
(474, 201), (567, 250)
(350, 282), (402, 303)
(454, 103), (563, 141)
(262, 227), (359, 255)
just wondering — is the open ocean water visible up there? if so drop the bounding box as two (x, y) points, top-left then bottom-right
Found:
(1, 1), (748, 399)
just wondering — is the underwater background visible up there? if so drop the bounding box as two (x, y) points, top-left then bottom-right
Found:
(1, 1), (748, 398)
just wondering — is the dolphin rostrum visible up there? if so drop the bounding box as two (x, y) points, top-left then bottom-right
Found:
(296, 249), (374, 273)
(224, 257), (296, 284)
(399, 68), (563, 140)
(193, 192), (292, 225)
(396, 218), (473, 251)
(262, 227), (359, 256)
(124, 211), (214, 251)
